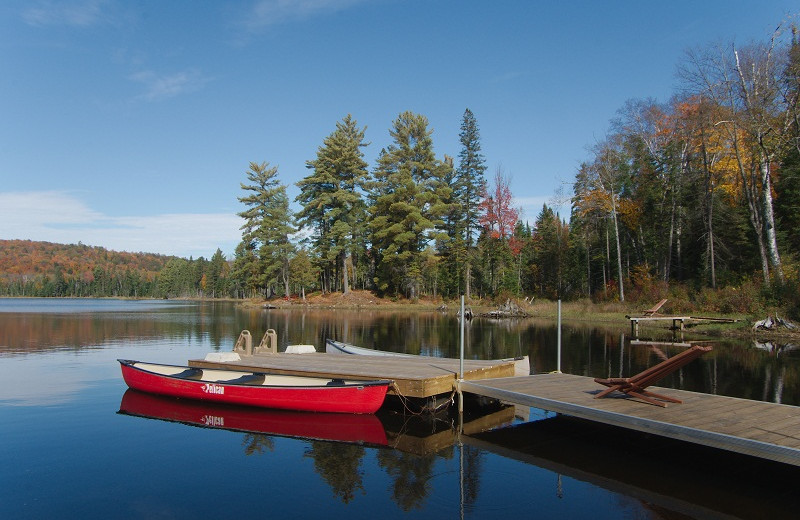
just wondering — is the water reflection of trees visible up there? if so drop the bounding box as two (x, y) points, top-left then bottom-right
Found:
(6, 301), (798, 404)
(304, 442), (366, 503)
(240, 431), (485, 511)
(242, 434), (274, 455)
(462, 445), (483, 511)
(377, 450), (437, 511)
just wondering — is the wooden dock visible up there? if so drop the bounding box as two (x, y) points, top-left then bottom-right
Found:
(628, 315), (738, 336)
(189, 352), (516, 398)
(628, 315), (690, 335)
(458, 373), (800, 466)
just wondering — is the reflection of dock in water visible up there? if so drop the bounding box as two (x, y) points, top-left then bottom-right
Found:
(117, 389), (517, 455)
(380, 403), (516, 456)
(465, 414), (800, 520)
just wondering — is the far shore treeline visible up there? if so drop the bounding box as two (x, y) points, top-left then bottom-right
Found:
(2, 20), (800, 318)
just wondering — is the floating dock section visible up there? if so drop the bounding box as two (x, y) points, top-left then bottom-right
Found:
(458, 373), (800, 466)
(189, 352), (516, 399)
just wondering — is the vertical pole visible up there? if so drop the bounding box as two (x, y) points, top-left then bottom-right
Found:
(459, 295), (465, 414)
(459, 440), (465, 520)
(556, 299), (562, 373)
(459, 295), (465, 379)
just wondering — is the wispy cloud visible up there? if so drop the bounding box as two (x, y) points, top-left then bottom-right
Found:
(244, 0), (369, 29)
(129, 69), (208, 101)
(0, 191), (240, 259)
(22, 0), (108, 27)
(490, 71), (524, 84)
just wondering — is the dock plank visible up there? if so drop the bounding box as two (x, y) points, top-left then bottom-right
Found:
(458, 373), (800, 466)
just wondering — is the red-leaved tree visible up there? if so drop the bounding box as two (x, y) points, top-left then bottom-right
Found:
(478, 168), (519, 239)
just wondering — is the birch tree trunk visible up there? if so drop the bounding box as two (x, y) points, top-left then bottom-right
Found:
(759, 156), (785, 283)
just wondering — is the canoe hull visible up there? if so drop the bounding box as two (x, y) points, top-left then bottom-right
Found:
(118, 360), (389, 414)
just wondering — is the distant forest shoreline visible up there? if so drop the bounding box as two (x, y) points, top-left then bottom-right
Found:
(1, 239), (797, 330)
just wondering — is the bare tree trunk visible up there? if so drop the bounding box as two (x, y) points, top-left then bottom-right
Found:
(700, 126), (717, 289)
(676, 214), (682, 280)
(707, 185), (717, 288)
(341, 252), (350, 294)
(760, 157), (784, 283)
(743, 167), (771, 284)
(610, 196), (625, 302)
(604, 226), (610, 297)
(665, 197), (674, 282)
(585, 229), (591, 296)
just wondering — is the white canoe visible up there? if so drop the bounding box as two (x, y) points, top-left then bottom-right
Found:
(325, 339), (530, 377)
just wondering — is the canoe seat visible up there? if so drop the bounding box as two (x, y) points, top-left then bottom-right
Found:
(223, 374), (266, 385)
(173, 368), (204, 380)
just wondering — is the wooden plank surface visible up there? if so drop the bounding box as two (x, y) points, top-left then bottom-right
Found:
(189, 352), (516, 398)
(459, 373), (800, 466)
(628, 316), (691, 321)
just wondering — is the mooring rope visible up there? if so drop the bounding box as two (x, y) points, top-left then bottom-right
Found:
(389, 381), (456, 415)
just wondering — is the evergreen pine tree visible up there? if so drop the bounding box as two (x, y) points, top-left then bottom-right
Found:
(208, 248), (227, 298)
(237, 161), (295, 298)
(456, 108), (487, 247)
(455, 109), (487, 298)
(368, 112), (450, 297)
(297, 115), (369, 294)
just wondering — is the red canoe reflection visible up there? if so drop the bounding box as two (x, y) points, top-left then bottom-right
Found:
(119, 389), (388, 446)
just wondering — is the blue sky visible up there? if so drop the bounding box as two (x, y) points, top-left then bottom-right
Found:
(1, 0), (796, 259)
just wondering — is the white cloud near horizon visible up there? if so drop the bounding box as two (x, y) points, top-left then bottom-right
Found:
(0, 191), (240, 259)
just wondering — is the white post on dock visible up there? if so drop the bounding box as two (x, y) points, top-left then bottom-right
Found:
(458, 295), (465, 414)
(459, 295), (465, 378)
(556, 299), (562, 373)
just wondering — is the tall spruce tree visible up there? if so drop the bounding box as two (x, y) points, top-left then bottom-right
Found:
(455, 109), (487, 298)
(296, 115), (369, 294)
(456, 109), (487, 247)
(368, 111), (450, 297)
(237, 161), (295, 298)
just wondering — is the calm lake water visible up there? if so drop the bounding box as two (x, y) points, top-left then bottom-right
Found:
(1, 298), (798, 519)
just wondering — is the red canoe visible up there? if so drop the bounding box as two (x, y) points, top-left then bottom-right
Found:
(118, 359), (391, 414)
(118, 389), (389, 446)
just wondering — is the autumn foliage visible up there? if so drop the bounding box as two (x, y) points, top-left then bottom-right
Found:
(0, 240), (172, 297)
(478, 169), (518, 240)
